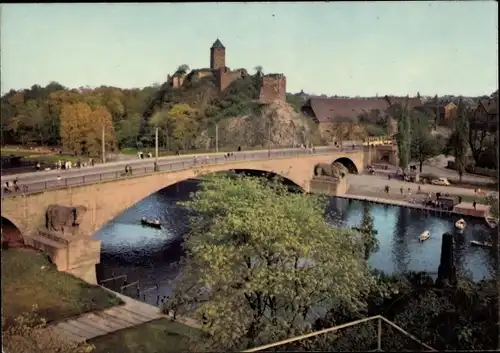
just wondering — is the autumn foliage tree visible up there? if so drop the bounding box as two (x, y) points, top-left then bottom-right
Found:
(59, 102), (116, 158)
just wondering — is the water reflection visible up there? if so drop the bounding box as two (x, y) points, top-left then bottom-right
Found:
(95, 181), (496, 305)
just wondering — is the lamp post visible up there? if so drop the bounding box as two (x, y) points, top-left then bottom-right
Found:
(155, 127), (159, 163)
(268, 121), (271, 158)
(215, 123), (219, 153)
(101, 124), (106, 163)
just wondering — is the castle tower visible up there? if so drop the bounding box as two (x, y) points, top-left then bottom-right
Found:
(210, 38), (226, 70)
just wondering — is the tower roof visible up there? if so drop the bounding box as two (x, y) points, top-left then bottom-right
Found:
(211, 38), (225, 49)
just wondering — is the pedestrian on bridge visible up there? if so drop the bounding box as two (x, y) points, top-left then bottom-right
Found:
(13, 178), (20, 192)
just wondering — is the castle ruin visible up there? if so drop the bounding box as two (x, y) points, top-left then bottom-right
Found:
(167, 39), (286, 104)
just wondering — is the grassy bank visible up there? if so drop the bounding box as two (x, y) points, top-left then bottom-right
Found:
(1, 248), (122, 325)
(90, 318), (203, 353)
(1, 148), (84, 164)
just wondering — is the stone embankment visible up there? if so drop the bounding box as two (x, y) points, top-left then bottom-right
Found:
(341, 193), (490, 218)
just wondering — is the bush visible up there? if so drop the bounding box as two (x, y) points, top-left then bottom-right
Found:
(2, 308), (94, 353)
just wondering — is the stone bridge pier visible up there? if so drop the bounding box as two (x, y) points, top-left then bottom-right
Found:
(28, 230), (101, 284)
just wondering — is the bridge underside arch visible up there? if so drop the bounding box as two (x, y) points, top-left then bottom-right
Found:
(1, 216), (25, 248)
(333, 157), (359, 174)
(97, 167), (306, 232)
(225, 169), (304, 191)
(159, 168), (304, 193)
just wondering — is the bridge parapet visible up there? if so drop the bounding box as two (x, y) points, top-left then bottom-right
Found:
(2, 147), (371, 197)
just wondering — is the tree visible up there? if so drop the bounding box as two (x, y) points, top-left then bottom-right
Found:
(176, 64), (190, 75)
(486, 195), (499, 219)
(168, 104), (197, 150)
(59, 103), (116, 157)
(388, 99), (412, 171)
(312, 272), (497, 352)
(411, 134), (442, 172)
(254, 66), (264, 76)
(116, 113), (141, 148)
(352, 202), (379, 260)
(410, 111), (443, 172)
(60, 102), (93, 155)
(467, 106), (496, 168)
(167, 174), (380, 350)
(88, 106), (117, 158)
(446, 100), (469, 181)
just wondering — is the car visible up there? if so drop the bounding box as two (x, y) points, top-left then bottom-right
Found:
(431, 177), (451, 186)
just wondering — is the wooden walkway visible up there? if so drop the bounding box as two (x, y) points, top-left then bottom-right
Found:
(51, 289), (164, 343)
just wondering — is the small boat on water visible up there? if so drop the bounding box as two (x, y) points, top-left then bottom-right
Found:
(485, 216), (498, 229)
(455, 219), (466, 232)
(419, 231), (430, 242)
(470, 240), (493, 248)
(140, 217), (162, 229)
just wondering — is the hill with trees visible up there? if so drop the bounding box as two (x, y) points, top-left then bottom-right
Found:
(1, 73), (322, 157)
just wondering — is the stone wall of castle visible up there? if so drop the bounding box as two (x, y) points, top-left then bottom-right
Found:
(259, 74), (286, 103)
(215, 68), (248, 91)
(197, 71), (213, 80)
(167, 74), (186, 89)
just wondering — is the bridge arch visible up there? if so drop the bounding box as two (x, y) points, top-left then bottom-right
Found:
(224, 169), (304, 190)
(1, 216), (25, 248)
(333, 157), (359, 174)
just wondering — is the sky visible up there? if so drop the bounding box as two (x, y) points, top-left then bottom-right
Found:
(1, 2), (498, 97)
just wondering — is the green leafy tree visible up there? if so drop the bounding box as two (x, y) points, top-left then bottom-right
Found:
(410, 111), (443, 172)
(254, 65), (264, 76)
(168, 174), (380, 351)
(446, 100), (469, 181)
(176, 64), (190, 75)
(389, 99), (412, 170)
(151, 103), (197, 151)
(486, 195), (499, 219)
(116, 113), (141, 148)
(411, 134), (443, 172)
(352, 202), (379, 260)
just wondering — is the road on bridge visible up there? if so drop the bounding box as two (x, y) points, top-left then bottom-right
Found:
(2, 145), (366, 196)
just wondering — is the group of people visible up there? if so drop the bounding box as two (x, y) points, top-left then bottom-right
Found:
(3, 178), (23, 194)
(35, 158), (95, 172)
(137, 151), (153, 159)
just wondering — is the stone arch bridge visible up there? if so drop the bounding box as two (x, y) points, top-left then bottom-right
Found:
(1, 147), (391, 283)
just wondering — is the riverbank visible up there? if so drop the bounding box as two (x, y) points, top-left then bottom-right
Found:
(340, 193), (490, 219)
(345, 174), (495, 218)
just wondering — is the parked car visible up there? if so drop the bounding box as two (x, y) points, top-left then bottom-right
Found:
(431, 177), (451, 186)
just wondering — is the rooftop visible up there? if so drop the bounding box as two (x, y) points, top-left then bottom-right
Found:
(211, 38), (225, 49)
(302, 96), (423, 123)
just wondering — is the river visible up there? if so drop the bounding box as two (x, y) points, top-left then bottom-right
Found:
(94, 180), (496, 306)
